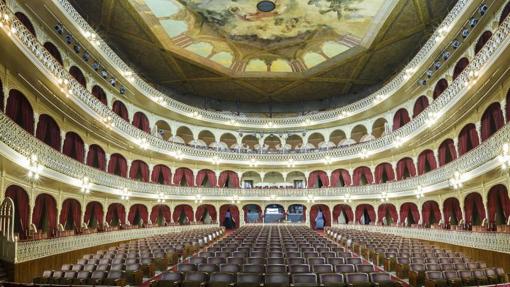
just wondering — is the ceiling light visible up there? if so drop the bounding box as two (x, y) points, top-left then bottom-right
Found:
(249, 158), (259, 167)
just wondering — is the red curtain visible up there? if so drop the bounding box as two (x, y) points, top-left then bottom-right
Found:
(487, 184), (510, 224)
(63, 132), (85, 162)
(6, 90), (34, 134)
(132, 112), (150, 133)
(128, 204), (148, 225)
(392, 108), (410, 131)
(400, 203), (420, 224)
(374, 163), (395, 183)
(310, 204), (331, 229)
(396, 157), (416, 180)
(5, 185), (30, 238)
(108, 153), (128, 177)
(464, 193), (486, 225)
(308, 171), (329, 188)
(452, 58), (469, 80)
(506, 89), (510, 123)
(59, 199), (81, 230)
(173, 168), (194, 186)
(43, 42), (63, 65)
(173, 205), (194, 223)
(69, 66), (86, 87)
(481, 103), (504, 141)
(196, 169), (217, 187)
(113, 101), (129, 122)
(417, 149), (437, 175)
(438, 139), (457, 166)
(15, 12), (36, 36)
(32, 194), (57, 232)
(500, 3), (510, 24)
(195, 204), (217, 222)
(129, 160), (149, 182)
(443, 197), (462, 225)
(422, 201), (441, 225)
(475, 31), (493, 54)
(86, 144), (106, 171)
(353, 166), (373, 186)
(220, 205), (240, 228)
(151, 164), (172, 185)
(458, 124), (480, 155)
(84, 201), (103, 226)
(413, 96), (429, 118)
(332, 204), (354, 223)
(150, 205), (171, 225)
(36, 114), (61, 151)
(355, 204), (376, 224)
(377, 204), (398, 224)
(433, 79), (448, 99)
(92, 86), (108, 105)
(218, 171), (240, 188)
(106, 203), (126, 226)
(330, 169), (351, 187)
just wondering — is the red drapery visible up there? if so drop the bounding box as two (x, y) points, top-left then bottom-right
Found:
(173, 204), (194, 223)
(59, 199), (81, 230)
(218, 171), (240, 188)
(150, 205), (171, 225)
(377, 204), (398, 224)
(132, 112), (150, 133)
(69, 66), (86, 87)
(128, 204), (148, 225)
(374, 163), (395, 183)
(330, 169), (351, 187)
(36, 114), (61, 151)
(458, 123), (480, 155)
(32, 194), (57, 232)
(63, 132), (85, 162)
(106, 203), (126, 226)
(392, 108), (410, 131)
(443, 197), (462, 224)
(433, 79), (448, 99)
(355, 204), (376, 224)
(195, 204), (217, 222)
(196, 169), (217, 187)
(86, 144), (106, 171)
(151, 164), (172, 185)
(400, 203), (420, 224)
(500, 3), (510, 24)
(43, 42), (63, 65)
(129, 160), (149, 182)
(84, 201), (103, 226)
(396, 157), (416, 180)
(6, 90), (34, 134)
(220, 205), (240, 229)
(112, 101), (129, 122)
(487, 184), (510, 224)
(353, 166), (373, 186)
(452, 58), (469, 80)
(15, 12), (36, 36)
(506, 89), (510, 123)
(92, 85), (108, 105)
(332, 204), (353, 223)
(5, 185), (29, 237)
(310, 204), (331, 229)
(464, 192), (486, 225)
(108, 153), (128, 177)
(173, 168), (194, 186)
(308, 170), (329, 188)
(481, 103), (504, 141)
(417, 149), (437, 175)
(422, 201), (441, 225)
(438, 139), (457, 166)
(475, 31), (493, 54)
(413, 96), (429, 118)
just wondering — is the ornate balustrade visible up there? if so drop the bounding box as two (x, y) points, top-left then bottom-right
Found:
(331, 224), (510, 255)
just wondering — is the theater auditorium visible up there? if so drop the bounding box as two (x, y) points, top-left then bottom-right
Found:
(0, 0), (509, 286)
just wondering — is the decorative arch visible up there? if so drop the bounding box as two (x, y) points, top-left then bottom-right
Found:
(132, 112), (150, 133)
(396, 157), (416, 180)
(173, 204), (194, 225)
(195, 204), (216, 223)
(218, 170), (240, 188)
(457, 123), (479, 155)
(150, 204), (171, 226)
(329, 130), (346, 146)
(307, 133), (325, 149)
(32, 193), (57, 233)
(308, 170), (329, 188)
(287, 204), (306, 223)
(241, 134), (258, 150)
(196, 169), (217, 187)
(487, 184), (510, 225)
(438, 139), (457, 166)
(352, 166), (373, 186)
(393, 108), (410, 131)
(475, 31), (493, 54)
(112, 100), (129, 121)
(69, 66), (86, 87)
(501, 2), (510, 24)
(374, 162), (395, 183)
(197, 130), (216, 146)
(151, 164), (172, 185)
(422, 200), (441, 226)
(155, 120), (172, 141)
(92, 85), (108, 105)
(173, 167), (194, 186)
(413, 96), (429, 118)
(36, 114), (61, 151)
(176, 126), (194, 145)
(452, 57), (469, 80)
(63, 132), (85, 162)
(220, 204), (240, 229)
(480, 102), (504, 141)
(84, 201), (103, 228)
(107, 153), (128, 177)
(106, 203), (126, 226)
(263, 135), (281, 151)
(443, 197), (462, 225)
(6, 90), (34, 134)
(310, 204), (331, 230)
(432, 79), (448, 99)
(400, 202), (420, 226)
(286, 134), (304, 150)
(15, 12), (36, 36)
(330, 169), (351, 187)
(372, 118), (387, 138)
(377, 203), (398, 225)
(464, 192), (486, 226)
(333, 204), (354, 224)
(86, 144), (106, 171)
(5, 185), (29, 238)
(219, 133), (237, 149)
(417, 149), (437, 175)
(60, 198), (81, 231)
(43, 42), (63, 65)
(355, 204), (376, 225)
(129, 160), (149, 182)
(128, 204), (148, 226)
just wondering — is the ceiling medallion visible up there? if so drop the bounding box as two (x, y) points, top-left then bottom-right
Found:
(257, 0), (276, 13)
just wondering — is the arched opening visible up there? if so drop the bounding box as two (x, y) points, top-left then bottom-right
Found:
(196, 169), (217, 187)
(262, 172), (285, 188)
(417, 149), (437, 175)
(288, 204), (306, 223)
(60, 198), (81, 231)
(5, 185), (29, 239)
(443, 197), (462, 226)
(0, 79), (3, 112)
(32, 194), (57, 234)
(452, 57), (469, 80)
(458, 123), (479, 155)
(355, 204), (375, 225)
(63, 132), (85, 162)
(91, 85), (108, 105)
(475, 31), (493, 54)
(396, 157), (416, 180)
(128, 204), (148, 226)
(393, 108), (410, 131)
(308, 170), (329, 188)
(481, 103), (504, 141)
(333, 204), (353, 224)
(218, 170), (240, 188)
(151, 164), (172, 185)
(155, 120), (172, 141)
(330, 130), (346, 146)
(286, 171), (306, 188)
(500, 2), (510, 24)
(352, 166), (373, 186)
(15, 12), (36, 36)
(84, 201), (103, 229)
(263, 135), (281, 151)
(129, 160), (149, 182)
(374, 163), (395, 183)
(264, 204), (285, 223)
(372, 118), (387, 138)
(286, 134), (303, 150)
(241, 171), (262, 189)
(132, 112), (150, 133)
(176, 126), (194, 145)
(150, 205), (171, 226)
(413, 96), (429, 118)
(112, 100), (129, 122)
(351, 125), (368, 142)
(243, 204), (262, 223)
(438, 139), (457, 166)
(487, 184), (510, 226)
(36, 114), (61, 151)
(6, 90), (34, 134)
(422, 201), (441, 227)
(400, 202), (420, 226)
(330, 169), (351, 187)
(195, 204), (216, 224)
(464, 192), (486, 226)
(241, 134), (258, 151)
(69, 66), (86, 87)
(106, 203), (126, 227)
(107, 153), (128, 177)
(432, 79), (448, 100)
(173, 167), (194, 186)
(43, 42), (63, 65)
(86, 144), (106, 171)
(220, 204), (239, 230)
(307, 133), (324, 149)
(198, 130), (216, 147)
(219, 133), (237, 150)
(173, 204), (193, 225)
(310, 204), (330, 230)
(377, 204), (398, 225)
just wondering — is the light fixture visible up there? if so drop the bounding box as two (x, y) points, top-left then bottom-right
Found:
(80, 176), (92, 194)
(232, 195), (240, 204)
(449, 171), (463, 190)
(302, 118), (312, 126)
(101, 115), (115, 129)
(136, 137), (149, 150)
(287, 158), (295, 168)
(323, 156), (333, 165)
(393, 136), (407, 148)
(339, 111), (352, 119)
(306, 194), (315, 203)
(426, 112), (440, 127)
(359, 149), (371, 159)
(120, 188), (130, 200)
(157, 192), (165, 203)
(265, 121), (275, 129)
(380, 192), (389, 202)
(27, 154), (43, 180)
(343, 194), (352, 203)
(403, 68), (415, 80)
(415, 185), (424, 199)
(211, 155), (221, 165)
(499, 143), (510, 170)
(171, 150), (184, 160)
(191, 111), (202, 119)
(122, 71), (135, 82)
(373, 94), (388, 105)
(194, 194), (203, 204)
(249, 158), (259, 167)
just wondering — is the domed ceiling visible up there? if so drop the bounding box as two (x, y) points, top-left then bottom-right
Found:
(70, 0), (457, 113)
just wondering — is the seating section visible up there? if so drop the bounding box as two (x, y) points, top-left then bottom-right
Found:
(326, 228), (509, 287)
(152, 225), (403, 287)
(32, 227), (223, 286)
